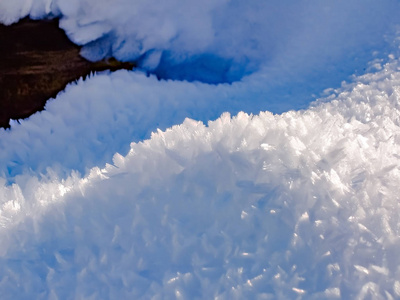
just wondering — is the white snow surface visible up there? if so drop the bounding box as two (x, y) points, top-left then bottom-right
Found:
(1, 58), (400, 298)
(0, 69), (292, 179)
(1, 0), (400, 88)
(1, 0), (400, 299)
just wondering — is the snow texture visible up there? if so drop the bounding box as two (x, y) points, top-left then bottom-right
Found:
(1, 0), (399, 89)
(1, 59), (400, 298)
(0, 69), (297, 180)
(1, 0), (400, 299)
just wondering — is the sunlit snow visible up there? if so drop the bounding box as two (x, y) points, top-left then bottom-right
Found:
(1, 0), (400, 299)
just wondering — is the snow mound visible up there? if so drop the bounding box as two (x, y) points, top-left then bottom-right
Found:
(0, 71), (243, 179)
(2, 1), (400, 298)
(1, 58), (400, 298)
(0, 63), (316, 180)
(1, 0), (399, 86)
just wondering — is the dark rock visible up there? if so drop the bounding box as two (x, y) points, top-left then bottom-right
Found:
(0, 17), (135, 129)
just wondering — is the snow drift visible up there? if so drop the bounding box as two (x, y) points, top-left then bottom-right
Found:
(1, 0), (399, 87)
(1, 0), (400, 299)
(1, 58), (400, 298)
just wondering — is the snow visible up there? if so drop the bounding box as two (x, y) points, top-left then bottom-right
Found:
(1, 60), (400, 298)
(2, 1), (399, 88)
(0, 71), (270, 179)
(1, 0), (400, 298)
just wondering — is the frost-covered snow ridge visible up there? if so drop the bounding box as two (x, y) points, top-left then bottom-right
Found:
(2, 0), (400, 299)
(1, 58), (400, 298)
(1, 1), (399, 88)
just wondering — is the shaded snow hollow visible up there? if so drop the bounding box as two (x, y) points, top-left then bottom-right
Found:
(1, 0), (399, 88)
(1, 58), (400, 298)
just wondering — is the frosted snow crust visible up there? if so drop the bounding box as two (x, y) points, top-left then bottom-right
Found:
(0, 70), (282, 180)
(2, 1), (400, 298)
(1, 59), (400, 298)
(1, 0), (399, 87)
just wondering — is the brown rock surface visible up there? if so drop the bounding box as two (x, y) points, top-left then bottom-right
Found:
(0, 17), (135, 129)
